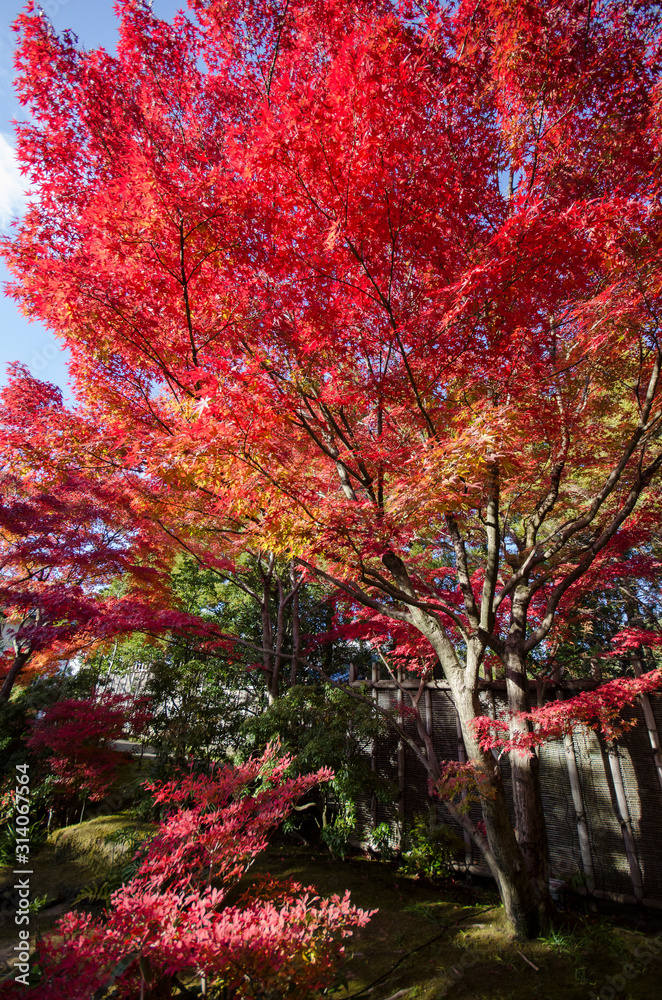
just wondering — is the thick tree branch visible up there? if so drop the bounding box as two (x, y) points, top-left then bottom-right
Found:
(446, 514), (480, 629)
(479, 461), (500, 635)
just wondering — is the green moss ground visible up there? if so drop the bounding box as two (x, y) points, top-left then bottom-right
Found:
(2, 817), (662, 998)
(0, 812), (154, 956)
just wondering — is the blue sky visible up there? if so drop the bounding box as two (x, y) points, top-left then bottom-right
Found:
(0, 0), (184, 396)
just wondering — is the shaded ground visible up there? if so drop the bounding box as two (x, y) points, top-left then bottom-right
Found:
(255, 845), (662, 1000)
(1, 817), (661, 998)
(0, 813), (153, 971)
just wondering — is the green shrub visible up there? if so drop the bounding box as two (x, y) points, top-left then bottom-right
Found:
(398, 808), (463, 881)
(368, 821), (399, 861)
(320, 804), (357, 860)
(242, 683), (395, 844)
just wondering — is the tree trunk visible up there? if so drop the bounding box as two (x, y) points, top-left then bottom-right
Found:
(503, 646), (553, 928)
(259, 568), (277, 705)
(0, 649), (31, 704)
(378, 550), (552, 936)
(290, 575), (300, 687)
(453, 685), (548, 938)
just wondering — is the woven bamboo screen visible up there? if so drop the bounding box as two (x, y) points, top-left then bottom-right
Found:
(356, 680), (662, 908)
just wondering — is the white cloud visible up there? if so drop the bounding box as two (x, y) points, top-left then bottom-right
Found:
(0, 133), (30, 233)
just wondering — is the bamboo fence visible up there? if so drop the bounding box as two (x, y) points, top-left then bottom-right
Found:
(351, 670), (662, 909)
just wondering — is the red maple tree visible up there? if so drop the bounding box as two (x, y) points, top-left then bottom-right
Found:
(0, 367), (237, 702)
(26, 693), (150, 802)
(4, 0), (662, 936)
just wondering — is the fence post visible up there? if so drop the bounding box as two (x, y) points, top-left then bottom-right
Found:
(556, 691), (595, 892)
(606, 741), (645, 902)
(633, 658), (662, 794)
(425, 686), (433, 740)
(371, 660), (379, 828)
(556, 693), (596, 893)
(396, 668), (406, 829)
(563, 731), (597, 893)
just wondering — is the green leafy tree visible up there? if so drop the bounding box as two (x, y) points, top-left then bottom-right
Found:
(244, 683), (395, 854)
